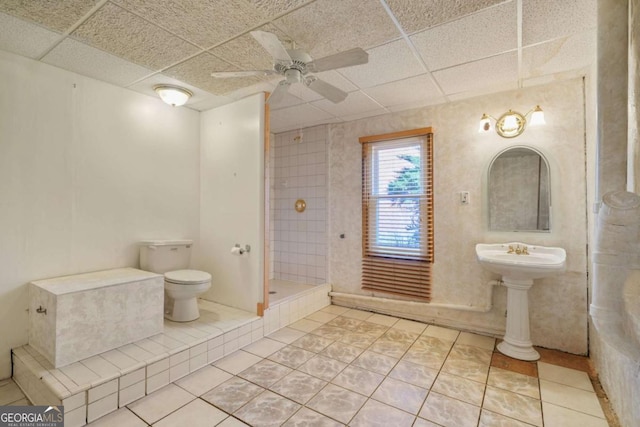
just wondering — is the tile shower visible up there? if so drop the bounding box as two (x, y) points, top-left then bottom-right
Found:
(270, 125), (328, 285)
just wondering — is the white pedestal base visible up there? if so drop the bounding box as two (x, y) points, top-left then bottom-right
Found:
(498, 277), (540, 361)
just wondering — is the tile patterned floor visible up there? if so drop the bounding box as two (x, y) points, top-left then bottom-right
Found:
(3, 305), (616, 426)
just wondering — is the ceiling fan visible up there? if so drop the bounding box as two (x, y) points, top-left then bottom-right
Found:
(211, 31), (368, 104)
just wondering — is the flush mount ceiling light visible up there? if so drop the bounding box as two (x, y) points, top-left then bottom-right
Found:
(154, 85), (192, 106)
(479, 105), (545, 138)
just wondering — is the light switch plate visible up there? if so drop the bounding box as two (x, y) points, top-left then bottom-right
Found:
(460, 191), (470, 205)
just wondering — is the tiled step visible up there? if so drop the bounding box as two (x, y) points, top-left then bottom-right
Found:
(11, 284), (331, 427)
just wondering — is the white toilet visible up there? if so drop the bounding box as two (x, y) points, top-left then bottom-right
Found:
(139, 240), (211, 322)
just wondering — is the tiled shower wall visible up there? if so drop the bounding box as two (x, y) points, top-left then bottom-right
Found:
(270, 125), (328, 284)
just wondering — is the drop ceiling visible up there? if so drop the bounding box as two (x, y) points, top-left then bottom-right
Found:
(0, 0), (596, 133)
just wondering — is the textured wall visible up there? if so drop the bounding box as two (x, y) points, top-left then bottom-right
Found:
(328, 78), (589, 354)
(271, 126), (328, 285)
(0, 50), (200, 379)
(589, 1), (640, 426)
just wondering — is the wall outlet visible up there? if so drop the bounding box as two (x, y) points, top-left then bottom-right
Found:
(460, 191), (470, 205)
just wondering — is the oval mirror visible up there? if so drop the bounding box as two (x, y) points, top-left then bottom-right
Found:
(488, 146), (551, 232)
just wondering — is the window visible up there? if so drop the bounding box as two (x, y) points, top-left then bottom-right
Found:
(360, 128), (434, 301)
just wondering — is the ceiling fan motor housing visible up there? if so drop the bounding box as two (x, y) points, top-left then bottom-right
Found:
(284, 69), (302, 84)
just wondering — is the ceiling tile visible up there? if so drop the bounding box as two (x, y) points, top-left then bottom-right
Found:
(338, 39), (424, 89)
(247, 0), (312, 20)
(71, 2), (200, 71)
(410, 1), (517, 71)
(0, 0), (96, 33)
(432, 51), (518, 95)
(188, 95), (235, 112)
(310, 91), (383, 117)
(385, 0), (507, 35)
(446, 80), (518, 102)
(388, 98), (446, 113)
(227, 81), (276, 100)
(522, 0), (597, 45)
(126, 72), (219, 106)
(165, 52), (261, 95)
(270, 103), (334, 132)
(340, 108), (389, 123)
(42, 38), (154, 86)
(0, 12), (61, 59)
(523, 32), (596, 79)
(210, 24), (287, 72)
(112, 0), (267, 49)
(362, 74), (442, 108)
(267, 91), (305, 109)
(274, 0), (400, 58)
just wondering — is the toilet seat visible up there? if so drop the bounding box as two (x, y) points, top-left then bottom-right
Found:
(164, 269), (211, 285)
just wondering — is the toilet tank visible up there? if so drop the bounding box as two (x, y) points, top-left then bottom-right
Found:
(139, 240), (193, 273)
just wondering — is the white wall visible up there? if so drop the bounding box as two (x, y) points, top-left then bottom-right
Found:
(0, 50), (201, 379)
(197, 94), (265, 313)
(328, 78), (589, 354)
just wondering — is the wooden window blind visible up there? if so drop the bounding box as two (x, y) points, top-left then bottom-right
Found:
(360, 128), (434, 301)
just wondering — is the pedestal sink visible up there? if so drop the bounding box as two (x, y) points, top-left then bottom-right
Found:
(476, 242), (566, 360)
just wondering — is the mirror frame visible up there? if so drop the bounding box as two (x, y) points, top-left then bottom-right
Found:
(487, 145), (552, 233)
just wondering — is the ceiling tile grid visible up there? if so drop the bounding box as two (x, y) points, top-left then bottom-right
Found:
(71, 2), (201, 71)
(209, 23), (288, 72)
(522, 31), (597, 80)
(384, 0), (509, 35)
(274, 0), (401, 58)
(111, 0), (268, 50)
(362, 73), (442, 108)
(310, 91), (385, 117)
(410, 1), (517, 71)
(432, 51), (518, 95)
(522, 0), (597, 46)
(42, 38), (155, 86)
(164, 52), (261, 95)
(387, 97), (446, 113)
(0, 0), (599, 132)
(337, 39), (425, 89)
(270, 103), (337, 133)
(0, 12), (61, 59)
(0, 0), (98, 33)
(248, 0), (315, 20)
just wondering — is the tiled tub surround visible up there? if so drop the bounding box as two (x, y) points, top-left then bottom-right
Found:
(62, 305), (613, 426)
(12, 285), (331, 426)
(29, 268), (164, 367)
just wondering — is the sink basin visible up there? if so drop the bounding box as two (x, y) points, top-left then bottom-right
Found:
(476, 242), (567, 361)
(475, 242), (566, 280)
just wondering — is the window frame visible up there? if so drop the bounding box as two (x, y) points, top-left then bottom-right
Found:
(359, 127), (434, 301)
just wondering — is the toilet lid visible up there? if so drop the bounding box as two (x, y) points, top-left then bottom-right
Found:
(165, 269), (211, 285)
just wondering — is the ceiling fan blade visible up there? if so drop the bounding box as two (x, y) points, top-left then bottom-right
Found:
(308, 48), (368, 72)
(250, 31), (292, 64)
(305, 77), (348, 103)
(267, 81), (290, 104)
(211, 70), (275, 78)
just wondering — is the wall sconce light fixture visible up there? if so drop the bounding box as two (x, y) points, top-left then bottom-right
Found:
(479, 105), (545, 138)
(154, 85), (192, 106)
